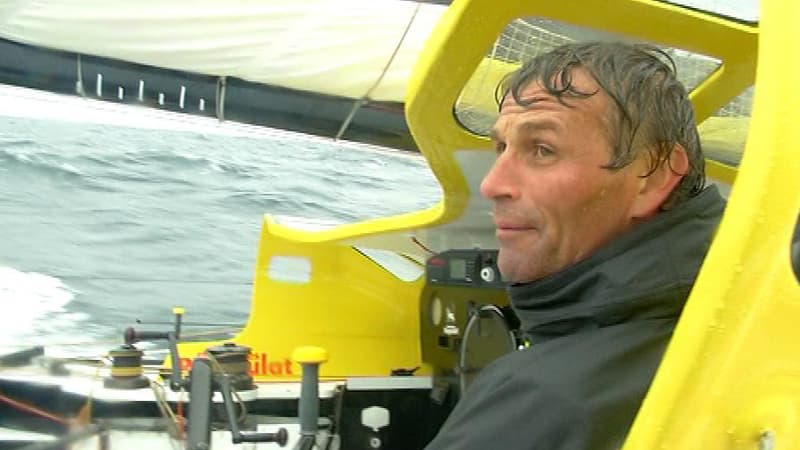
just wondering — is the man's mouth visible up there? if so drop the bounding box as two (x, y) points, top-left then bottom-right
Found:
(494, 221), (535, 238)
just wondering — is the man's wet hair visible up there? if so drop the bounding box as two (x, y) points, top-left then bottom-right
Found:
(496, 41), (705, 208)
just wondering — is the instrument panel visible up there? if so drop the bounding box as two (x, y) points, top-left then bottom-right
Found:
(420, 249), (518, 394)
(425, 249), (505, 288)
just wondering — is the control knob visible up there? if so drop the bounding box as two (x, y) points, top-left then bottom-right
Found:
(480, 266), (496, 283)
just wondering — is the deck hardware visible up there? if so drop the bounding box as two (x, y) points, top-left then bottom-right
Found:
(104, 345), (149, 389)
(218, 374), (288, 446)
(293, 346), (329, 450)
(185, 358), (288, 449)
(122, 307), (184, 390)
(215, 76), (226, 121)
(207, 343), (254, 391)
(759, 430), (776, 450)
(75, 54), (85, 96)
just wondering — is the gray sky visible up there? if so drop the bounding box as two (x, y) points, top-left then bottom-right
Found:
(670, 0), (759, 22)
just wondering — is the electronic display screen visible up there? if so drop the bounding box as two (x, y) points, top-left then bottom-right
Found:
(449, 259), (467, 280)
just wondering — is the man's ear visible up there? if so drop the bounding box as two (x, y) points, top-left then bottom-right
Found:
(629, 144), (689, 219)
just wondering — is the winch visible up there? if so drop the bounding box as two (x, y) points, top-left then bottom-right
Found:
(206, 342), (255, 391)
(104, 344), (149, 389)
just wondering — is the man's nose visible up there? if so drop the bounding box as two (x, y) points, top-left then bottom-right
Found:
(480, 151), (519, 200)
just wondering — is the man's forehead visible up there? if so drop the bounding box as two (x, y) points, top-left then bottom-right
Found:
(489, 115), (563, 141)
(498, 84), (561, 116)
(499, 72), (606, 115)
(492, 73), (611, 140)
(499, 68), (602, 109)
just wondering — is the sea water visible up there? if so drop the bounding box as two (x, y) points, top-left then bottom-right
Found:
(0, 88), (442, 356)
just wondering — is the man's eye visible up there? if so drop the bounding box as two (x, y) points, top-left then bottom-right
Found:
(535, 145), (554, 158)
(494, 142), (507, 155)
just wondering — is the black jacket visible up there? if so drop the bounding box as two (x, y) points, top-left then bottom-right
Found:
(424, 186), (726, 450)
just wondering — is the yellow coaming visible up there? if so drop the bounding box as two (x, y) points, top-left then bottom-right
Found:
(625, 0), (800, 447)
(178, 220), (430, 379)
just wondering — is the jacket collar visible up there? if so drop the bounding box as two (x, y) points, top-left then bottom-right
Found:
(508, 185), (726, 340)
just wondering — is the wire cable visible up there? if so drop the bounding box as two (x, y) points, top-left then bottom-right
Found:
(411, 236), (435, 255)
(335, 1), (422, 140)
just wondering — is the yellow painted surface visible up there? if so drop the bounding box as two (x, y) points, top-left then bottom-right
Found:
(706, 159), (737, 186)
(457, 56), (519, 118)
(292, 346), (329, 365)
(624, 0), (800, 448)
(177, 218), (431, 381)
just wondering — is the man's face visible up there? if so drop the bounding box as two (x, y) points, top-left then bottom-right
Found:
(481, 70), (647, 283)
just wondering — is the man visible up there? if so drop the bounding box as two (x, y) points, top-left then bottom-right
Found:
(424, 42), (726, 449)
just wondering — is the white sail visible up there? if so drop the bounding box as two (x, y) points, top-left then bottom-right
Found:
(0, 0), (446, 102)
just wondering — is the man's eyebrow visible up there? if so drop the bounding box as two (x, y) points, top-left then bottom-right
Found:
(489, 119), (561, 142)
(517, 119), (561, 134)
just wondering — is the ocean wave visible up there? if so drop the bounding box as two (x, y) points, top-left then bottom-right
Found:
(0, 266), (92, 349)
(0, 137), (37, 147)
(106, 149), (273, 180)
(0, 114), (441, 351)
(0, 147), (87, 178)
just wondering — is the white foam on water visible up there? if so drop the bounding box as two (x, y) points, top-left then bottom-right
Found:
(0, 266), (94, 355)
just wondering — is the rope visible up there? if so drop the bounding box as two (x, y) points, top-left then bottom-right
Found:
(206, 352), (248, 423)
(0, 392), (69, 425)
(411, 236), (435, 255)
(335, 2), (422, 140)
(0, 387), (104, 449)
(211, 360), (249, 375)
(177, 387), (186, 439)
(151, 380), (185, 442)
(363, 1), (422, 102)
(74, 356), (105, 425)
